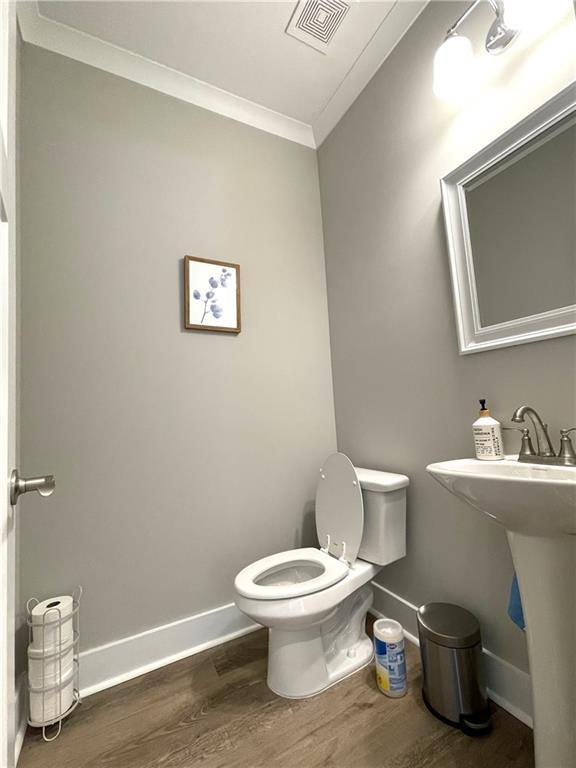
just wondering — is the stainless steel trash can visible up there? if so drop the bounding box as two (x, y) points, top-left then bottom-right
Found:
(417, 603), (491, 735)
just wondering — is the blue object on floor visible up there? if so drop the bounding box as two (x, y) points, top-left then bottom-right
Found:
(508, 573), (525, 630)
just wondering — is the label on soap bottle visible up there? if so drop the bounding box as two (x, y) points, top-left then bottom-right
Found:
(473, 424), (504, 460)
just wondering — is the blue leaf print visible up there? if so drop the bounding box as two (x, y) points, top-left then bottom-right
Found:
(192, 269), (234, 325)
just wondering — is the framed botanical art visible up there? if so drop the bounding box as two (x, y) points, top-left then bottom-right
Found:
(184, 256), (241, 334)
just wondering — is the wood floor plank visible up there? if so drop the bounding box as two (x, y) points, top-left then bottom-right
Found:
(19, 622), (534, 768)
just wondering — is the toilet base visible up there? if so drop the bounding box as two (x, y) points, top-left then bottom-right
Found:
(267, 585), (374, 698)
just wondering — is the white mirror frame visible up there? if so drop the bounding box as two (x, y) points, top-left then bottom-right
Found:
(441, 84), (576, 355)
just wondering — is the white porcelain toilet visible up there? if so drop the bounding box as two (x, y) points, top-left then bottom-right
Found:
(234, 452), (409, 699)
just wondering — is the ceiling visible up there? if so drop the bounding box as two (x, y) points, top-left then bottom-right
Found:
(21, 1), (428, 146)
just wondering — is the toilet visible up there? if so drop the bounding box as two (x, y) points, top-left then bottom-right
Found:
(234, 452), (409, 699)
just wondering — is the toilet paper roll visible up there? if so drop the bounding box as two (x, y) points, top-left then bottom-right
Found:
(30, 596), (74, 651)
(29, 670), (74, 725)
(28, 639), (74, 690)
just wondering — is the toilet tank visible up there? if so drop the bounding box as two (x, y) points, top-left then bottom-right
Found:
(355, 467), (409, 566)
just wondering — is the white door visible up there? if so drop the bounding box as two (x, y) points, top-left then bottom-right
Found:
(0, 3), (18, 766)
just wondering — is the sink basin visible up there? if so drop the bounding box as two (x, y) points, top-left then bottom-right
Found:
(427, 456), (576, 768)
(427, 457), (576, 535)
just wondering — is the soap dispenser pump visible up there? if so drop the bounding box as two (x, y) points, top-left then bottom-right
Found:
(473, 399), (504, 461)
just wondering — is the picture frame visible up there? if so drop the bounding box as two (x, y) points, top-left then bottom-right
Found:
(184, 256), (241, 334)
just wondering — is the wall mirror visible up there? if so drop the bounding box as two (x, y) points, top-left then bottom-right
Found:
(441, 84), (576, 354)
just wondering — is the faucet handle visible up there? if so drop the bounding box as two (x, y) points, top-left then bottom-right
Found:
(503, 426), (536, 458)
(559, 428), (576, 463)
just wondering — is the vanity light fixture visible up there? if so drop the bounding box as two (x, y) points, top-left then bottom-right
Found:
(434, 0), (519, 99)
(433, 33), (475, 100)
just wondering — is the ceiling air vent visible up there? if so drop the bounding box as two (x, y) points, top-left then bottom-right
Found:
(286, 0), (351, 54)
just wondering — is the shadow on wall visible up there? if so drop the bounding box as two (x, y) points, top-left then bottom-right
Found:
(179, 257), (186, 333)
(295, 501), (318, 549)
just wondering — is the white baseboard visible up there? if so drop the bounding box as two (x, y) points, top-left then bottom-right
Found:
(14, 673), (27, 765)
(80, 602), (260, 698)
(72, 586), (533, 731)
(371, 581), (533, 728)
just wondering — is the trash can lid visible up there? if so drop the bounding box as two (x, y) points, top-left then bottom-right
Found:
(417, 603), (481, 649)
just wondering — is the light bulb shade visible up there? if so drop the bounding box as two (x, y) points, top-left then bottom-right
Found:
(433, 34), (475, 101)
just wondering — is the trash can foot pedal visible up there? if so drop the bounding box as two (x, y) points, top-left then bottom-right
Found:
(460, 708), (492, 736)
(422, 692), (491, 737)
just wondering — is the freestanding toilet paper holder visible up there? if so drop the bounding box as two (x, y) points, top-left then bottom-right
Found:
(26, 586), (82, 742)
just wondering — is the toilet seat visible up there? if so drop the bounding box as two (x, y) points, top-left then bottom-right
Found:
(234, 547), (349, 600)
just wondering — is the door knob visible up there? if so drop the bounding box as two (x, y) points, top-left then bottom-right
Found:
(10, 469), (55, 506)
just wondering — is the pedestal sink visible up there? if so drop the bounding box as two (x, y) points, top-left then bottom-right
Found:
(427, 457), (576, 768)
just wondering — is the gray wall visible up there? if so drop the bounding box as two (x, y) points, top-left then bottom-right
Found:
(318, 2), (576, 672)
(19, 44), (335, 650)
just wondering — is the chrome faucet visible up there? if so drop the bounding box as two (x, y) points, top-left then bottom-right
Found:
(510, 405), (576, 466)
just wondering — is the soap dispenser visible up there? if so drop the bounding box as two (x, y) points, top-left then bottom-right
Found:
(473, 399), (504, 461)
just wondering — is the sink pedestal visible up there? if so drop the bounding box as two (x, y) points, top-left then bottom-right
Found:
(507, 532), (576, 768)
(426, 458), (576, 768)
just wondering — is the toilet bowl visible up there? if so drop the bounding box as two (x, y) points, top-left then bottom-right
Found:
(234, 452), (409, 699)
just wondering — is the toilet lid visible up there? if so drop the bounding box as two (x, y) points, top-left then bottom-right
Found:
(315, 452), (364, 564)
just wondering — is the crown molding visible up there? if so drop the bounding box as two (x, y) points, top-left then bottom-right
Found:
(18, 1), (429, 150)
(313, 1), (429, 146)
(17, 2), (316, 148)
